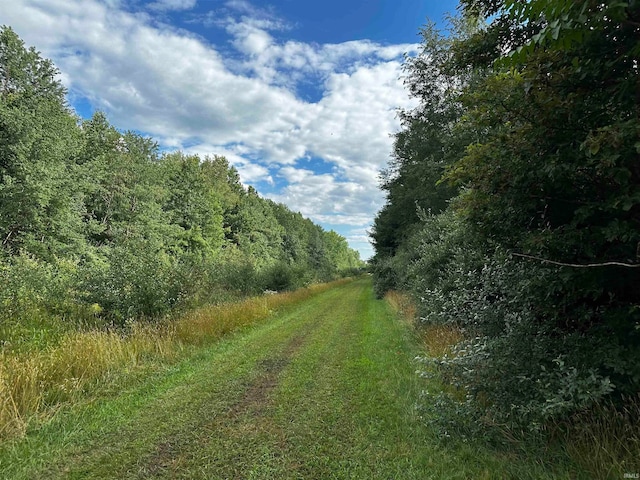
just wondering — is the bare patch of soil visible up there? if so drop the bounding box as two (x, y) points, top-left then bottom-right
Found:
(228, 331), (307, 417)
(141, 331), (309, 476)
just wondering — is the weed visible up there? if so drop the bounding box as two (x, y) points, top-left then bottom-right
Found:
(551, 395), (640, 478)
(421, 324), (464, 359)
(383, 290), (417, 325)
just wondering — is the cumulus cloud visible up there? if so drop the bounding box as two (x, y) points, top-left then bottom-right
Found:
(0, 0), (417, 258)
(223, 21), (416, 89)
(148, 0), (197, 12)
(269, 166), (382, 231)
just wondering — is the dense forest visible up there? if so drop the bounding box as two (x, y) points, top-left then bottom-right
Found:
(371, 0), (640, 431)
(0, 25), (363, 333)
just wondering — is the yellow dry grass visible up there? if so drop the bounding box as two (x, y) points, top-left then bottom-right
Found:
(421, 324), (464, 359)
(383, 291), (417, 326)
(384, 290), (463, 359)
(0, 279), (349, 441)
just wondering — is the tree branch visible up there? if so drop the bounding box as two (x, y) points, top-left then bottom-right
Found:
(511, 252), (640, 268)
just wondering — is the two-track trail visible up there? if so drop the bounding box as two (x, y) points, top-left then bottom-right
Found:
(0, 278), (564, 479)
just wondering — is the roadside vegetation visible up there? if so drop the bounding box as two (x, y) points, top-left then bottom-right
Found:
(370, 0), (640, 476)
(0, 279), (348, 442)
(0, 25), (363, 350)
(3, 0), (640, 477)
(1, 278), (584, 479)
(0, 24), (363, 441)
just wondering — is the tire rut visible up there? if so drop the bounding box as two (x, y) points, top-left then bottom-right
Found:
(141, 319), (317, 477)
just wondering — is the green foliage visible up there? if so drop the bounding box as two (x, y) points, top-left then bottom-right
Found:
(161, 152), (226, 256)
(370, 22), (464, 261)
(0, 26), (83, 260)
(372, 2), (640, 431)
(225, 187), (285, 270)
(0, 256), (72, 325)
(409, 215), (621, 427)
(0, 27), (362, 333)
(261, 261), (307, 292)
(78, 240), (185, 323)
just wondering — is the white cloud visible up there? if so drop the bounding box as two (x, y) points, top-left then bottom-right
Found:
(148, 0), (197, 12)
(232, 24), (272, 56)
(225, 0), (264, 17)
(226, 22), (416, 88)
(182, 143), (274, 186)
(269, 165), (383, 230)
(0, 0), (416, 258)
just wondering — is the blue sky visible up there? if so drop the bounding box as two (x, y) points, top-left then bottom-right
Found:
(2, 0), (459, 259)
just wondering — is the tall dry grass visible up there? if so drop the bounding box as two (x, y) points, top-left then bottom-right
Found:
(384, 290), (463, 359)
(0, 325), (177, 440)
(0, 279), (347, 441)
(173, 281), (339, 345)
(552, 395), (640, 477)
(384, 290), (417, 326)
(420, 324), (464, 359)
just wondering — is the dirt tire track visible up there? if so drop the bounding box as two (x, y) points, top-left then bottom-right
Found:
(141, 317), (318, 477)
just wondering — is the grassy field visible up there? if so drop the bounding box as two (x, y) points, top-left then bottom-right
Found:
(0, 278), (583, 479)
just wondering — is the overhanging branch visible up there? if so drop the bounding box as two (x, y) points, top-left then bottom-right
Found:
(511, 252), (640, 268)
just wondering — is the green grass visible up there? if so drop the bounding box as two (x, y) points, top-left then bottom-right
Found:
(0, 281), (343, 440)
(0, 278), (581, 479)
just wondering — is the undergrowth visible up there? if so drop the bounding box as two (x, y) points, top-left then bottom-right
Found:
(385, 290), (640, 479)
(550, 395), (640, 478)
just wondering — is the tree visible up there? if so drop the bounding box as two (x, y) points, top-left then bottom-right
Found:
(370, 21), (467, 291)
(0, 26), (364, 324)
(441, 0), (640, 413)
(225, 186), (285, 269)
(77, 112), (171, 250)
(0, 26), (83, 259)
(372, 1), (640, 428)
(161, 152), (225, 256)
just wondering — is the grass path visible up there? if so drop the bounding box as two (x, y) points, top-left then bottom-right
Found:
(0, 278), (575, 479)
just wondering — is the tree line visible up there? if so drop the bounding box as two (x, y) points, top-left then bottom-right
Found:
(371, 0), (640, 430)
(0, 26), (363, 329)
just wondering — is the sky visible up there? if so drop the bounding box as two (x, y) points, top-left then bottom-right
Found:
(1, 0), (459, 259)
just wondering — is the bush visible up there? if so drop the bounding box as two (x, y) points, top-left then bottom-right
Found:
(261, 261), (312, 292)
(410, 212), (638, 430)
(0, 256), (79, 321)
(371, 255), (404, 299)
(213, 252), (262, 295)
(78, 241), (185, 324)
(0, 255), (102, 351)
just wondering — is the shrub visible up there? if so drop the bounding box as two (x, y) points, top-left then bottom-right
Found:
(410, 212), (637, 430)
(78, 240), (185, 324)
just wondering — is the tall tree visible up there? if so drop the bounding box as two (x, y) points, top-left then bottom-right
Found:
(161, 152), (225, 256)
(225, 186), (285, 269)
(443, 0), (640, 404)
(0, 26), (83, 259)
(78, 112), (170, 250)
(371, 0), (640, 427)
